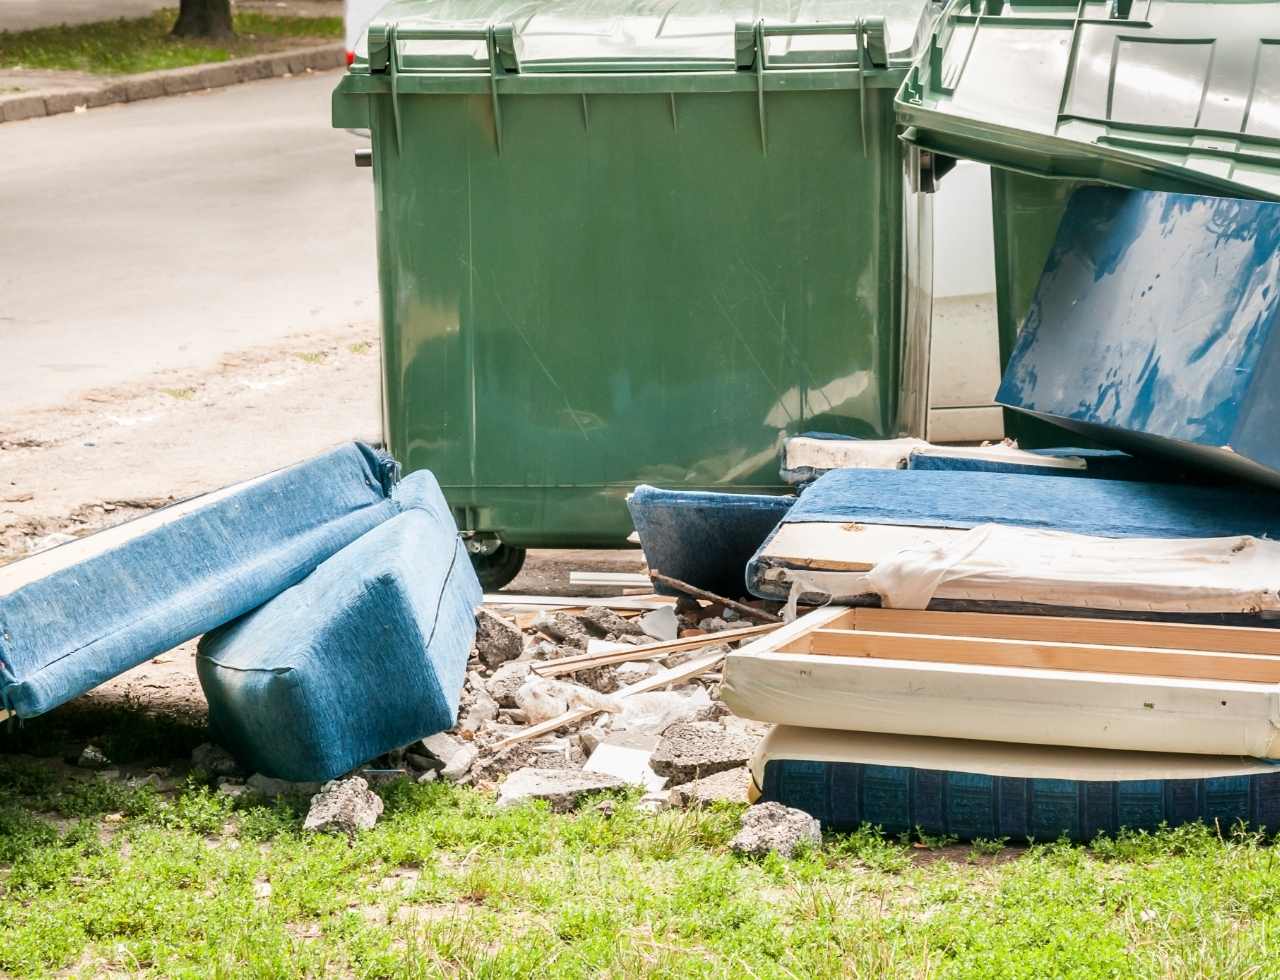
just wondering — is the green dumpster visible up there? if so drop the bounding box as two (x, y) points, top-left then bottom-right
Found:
(333, 0), (939, 587)
(895, 0), (1280, 446)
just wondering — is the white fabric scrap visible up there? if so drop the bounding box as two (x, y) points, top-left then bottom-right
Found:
(845, 523), (1280, 613)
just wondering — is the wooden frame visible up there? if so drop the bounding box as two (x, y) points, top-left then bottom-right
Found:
(772, 607), (1280, 683)
(720, 606), (1280, 758)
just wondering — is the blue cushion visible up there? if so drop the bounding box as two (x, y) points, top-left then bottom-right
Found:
(627, 485), (794, 597)
(197, 471), (482, 781)
(0, 443), (401, 719)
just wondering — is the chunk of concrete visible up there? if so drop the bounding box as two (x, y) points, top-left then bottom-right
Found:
(584, 733), (665, 793)
(669, 766), (751, 808)
(534, 612), (590, 649)
(730, 802), (821, 858)
(638, 606), (679, 642)
(579, 606), (647, 638)
(496, 767), (626, 812)
(650, 721), (757, 784)
(77, 745), (110, 770)
(474, 609), (526, 668)
(440, 743), (479, 782)
(303, 777), (384, 834)
(420, 731), (465, 764)
(486, 661), (534, 707)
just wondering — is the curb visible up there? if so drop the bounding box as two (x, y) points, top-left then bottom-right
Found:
(0, 43), (345, 124)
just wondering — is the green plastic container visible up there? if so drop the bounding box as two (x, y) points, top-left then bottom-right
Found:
(332, 1), (938, 586)
(896, 0), (1280, 446)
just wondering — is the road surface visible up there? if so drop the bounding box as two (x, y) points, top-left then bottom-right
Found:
(0, 70), (377, 414)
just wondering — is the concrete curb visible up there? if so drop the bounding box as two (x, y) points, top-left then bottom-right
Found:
(0, 43), (344, 124)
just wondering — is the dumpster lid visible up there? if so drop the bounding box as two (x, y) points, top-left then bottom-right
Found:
(363, 0), (933, 74)
(896, 0), (1280, 200)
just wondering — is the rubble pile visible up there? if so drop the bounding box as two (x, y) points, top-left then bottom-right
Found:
(248, 594), (780, 809)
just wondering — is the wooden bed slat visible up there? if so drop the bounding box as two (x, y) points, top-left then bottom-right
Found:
(852, 607), (1280, 656)
(778, 628), (1280, 683)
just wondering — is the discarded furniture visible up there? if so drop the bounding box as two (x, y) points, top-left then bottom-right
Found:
(198, 471), (482, 782)
(332, 0), (942, 586)
(747, 468), (1280, 614)
(0, 443), (402, 719)
(628, 485), (794, 598)
(998, 188), (1280, 489)
(751, 726), (1280, 842)
(722, 607), (1280, 757)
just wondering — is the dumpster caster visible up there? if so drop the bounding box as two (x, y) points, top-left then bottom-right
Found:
(468, 543), (526, 591)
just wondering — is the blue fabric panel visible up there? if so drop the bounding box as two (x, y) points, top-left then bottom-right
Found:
(997, 188), (1280, 488)
(759, 759), (1280, 842)
(907, 454), (1100, 479)
(627, 485), (794, 597)
(771, 468), (1280, 539)
(0, 443), (400, 719)
(197, 471), (481, 781)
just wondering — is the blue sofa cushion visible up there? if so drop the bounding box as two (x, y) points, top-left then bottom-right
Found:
(0, 443), (401, 719)
(197, 471), (482, 781)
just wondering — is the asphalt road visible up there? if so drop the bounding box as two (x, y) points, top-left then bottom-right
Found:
(0, 71), (377, 414)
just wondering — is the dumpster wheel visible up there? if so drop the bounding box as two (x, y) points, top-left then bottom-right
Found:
(468, 543), (527, 591)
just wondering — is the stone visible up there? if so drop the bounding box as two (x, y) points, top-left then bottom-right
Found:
(0, 93), (47, 123)
(650, 722), (757, 784)
(77, 745), (110, 770)
(303, 777), (384, 835)
(496, 767), (626, 813)
(534, 612), (590, 649)
(579, 606), (647, 639)
(730, 802), (821, 858)
(474, 609), (526, 668)
(460, 687), (500, 731)
(486, 661), (534, 707)
(440, 743), (478, 782)
(638, 606), (679, 642)
(698, 617), (734, 633)
(192, 742), (240, 777)
(123, 74), (166, 102)
(471, 741), (582, 783)
(669, 766), (751, 808)
(247, 773), (323, 799)
(405, 752), (438, 773)
(417, 769), (438, 785)
(612, 661), (661, 686)
(218, 781), (248, 799)
(420, 732), (465, 764)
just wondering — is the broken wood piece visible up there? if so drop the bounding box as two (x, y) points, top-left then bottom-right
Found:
(649, 571), (781, 624)
(570, 571), (652, 588)
(531, 622), (780, 678)
(483, 593), (675, 612)
(493, 649), (726, 750)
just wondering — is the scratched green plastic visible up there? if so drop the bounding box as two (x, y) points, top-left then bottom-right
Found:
(334, 2), (932, 547)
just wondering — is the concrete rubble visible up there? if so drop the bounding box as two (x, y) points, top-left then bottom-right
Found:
(496, 767), (627, 812)
(474, 609), (526, 668)
(669, 766), (751, 808)
(729, 802), (821, 858)
(650, 722), (757, 784)
(303, 777), (384, 834)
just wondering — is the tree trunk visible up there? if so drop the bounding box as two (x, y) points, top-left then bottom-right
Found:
(171, 0), (235, 39)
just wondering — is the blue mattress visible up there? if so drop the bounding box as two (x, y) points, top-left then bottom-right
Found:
(628, 485), (794, 598)
(755, 729), (1280, 843)
(0, 443), (403, 719)
(998, 188), (1280, 489)
(197, 470), (482, 782)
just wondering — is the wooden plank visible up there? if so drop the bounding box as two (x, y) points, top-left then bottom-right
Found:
(531, 622), (781, 678)
(569, 571), (652, 588)
(492, 649), (727, 750)
(778, 628), (1280, 684)
(482, 593), (675, 611)
(852, 607), (1280, 656)
(758, 522), (966, 571)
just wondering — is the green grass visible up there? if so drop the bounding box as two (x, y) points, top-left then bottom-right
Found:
(0, 9), (342, 76)
(2, 744), (1280, 978)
